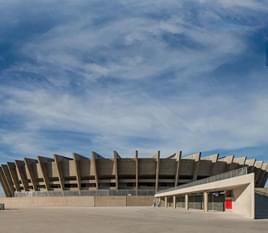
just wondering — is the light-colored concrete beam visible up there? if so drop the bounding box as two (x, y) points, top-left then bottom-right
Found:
(1, 164), (15, 195)
(191, 152), (201, 181)
(0, 166), (12, 197)
(155, 151), (160, 193)
(174, 150), (182, 187)
(37, 156), (53, 191)
(15, 160), (29, 191)
(113, 151), (120, 190)
(91, 152), (99, 190)
(73, 153), (88, 191)
(54, 154), (71, 191)
(135, 150), (139, 194)
(7, 162), (20, 192)
(24, 158), (38, 191)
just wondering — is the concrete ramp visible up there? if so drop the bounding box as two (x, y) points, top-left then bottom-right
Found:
(255, 188), (268, 219)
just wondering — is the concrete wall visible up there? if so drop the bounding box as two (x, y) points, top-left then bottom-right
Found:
(126, 196), (154, 206)
(95, 196), (126, 207)
(0, 196), (154, 208)
(232, 183), (255, 219)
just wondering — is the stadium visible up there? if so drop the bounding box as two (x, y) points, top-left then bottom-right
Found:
(0, 150), (267, 197)
(0, 150), (268, 219)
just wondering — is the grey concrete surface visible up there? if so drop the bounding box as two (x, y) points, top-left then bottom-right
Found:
(0, 207), (267, 233)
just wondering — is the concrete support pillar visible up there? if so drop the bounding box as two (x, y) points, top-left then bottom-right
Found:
(203, 191), (208, 212)
(113, 151), (119, 190)
(173, 195), (176, 208)
(185, 194), (189, 211)
(54, 155), (64, 191)
(92, 152), (99, 190)
(37, 156), (51, 191)
(175, 150), (182, 187)
(164, 196), (167, 208)
(135, 150), (139, 196)
(155, 151), (160, 193)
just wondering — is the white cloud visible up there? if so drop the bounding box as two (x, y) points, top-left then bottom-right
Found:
(0, 0), (268, 159)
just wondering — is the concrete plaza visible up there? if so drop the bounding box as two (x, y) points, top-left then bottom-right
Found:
(0, 207), (267, 233)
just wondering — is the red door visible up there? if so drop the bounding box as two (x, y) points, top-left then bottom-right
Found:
(225, 198), (232, 209)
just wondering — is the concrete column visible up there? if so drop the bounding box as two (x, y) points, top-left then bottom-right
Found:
(155, 151), (160, 193)
(24, 158), (38, 191)
(15, 160), (29, 191)
(135, 150), (139, 195)
(1, 164), (15, 195)
(173, 195), (176, 208)
(37, 156), (51, 191)
(174, 150), (182, 187)
(54, 155), (64, 191)
(203, 191), (208, 212)
(185, 194), (189, 211)
(91, 152), (99, 190)
(113, 151), (119, 190)
(164, 196), (167, 208)
(7, 162), (20, 192)
(193, 153), (201, 181)
(0, 167), (11, 197)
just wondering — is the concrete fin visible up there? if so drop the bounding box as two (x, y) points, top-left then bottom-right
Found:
(0, 167), (11, 197)
(175, 150), (182, 187)
(91, 152), (99, 189)
(37, 156), (53, 191)
(155, 151), (160, 192)
(1, 164), (15, 195)
(135, 150), (139, 193)
(113, 151), (119, 190)
(15, 160), (29, 191)
(54, 154), (65, 190)
(7, 162), (20, 191)
(24, 158), (38, 191)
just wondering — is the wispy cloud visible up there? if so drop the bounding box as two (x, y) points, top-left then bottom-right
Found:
(0, 0), (268, 161)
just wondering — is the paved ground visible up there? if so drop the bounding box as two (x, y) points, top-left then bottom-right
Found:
(0, 207), (267, 233)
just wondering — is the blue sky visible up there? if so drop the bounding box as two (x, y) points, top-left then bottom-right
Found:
(0, 0), (268, 166)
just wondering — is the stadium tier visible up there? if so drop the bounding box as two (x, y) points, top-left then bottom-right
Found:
(0, 151), (267, 197)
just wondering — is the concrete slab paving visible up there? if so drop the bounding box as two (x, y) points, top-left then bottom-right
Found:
(0, 207), (267, 233)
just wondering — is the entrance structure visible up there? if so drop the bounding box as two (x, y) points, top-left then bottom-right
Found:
(154, 167), (268, 219)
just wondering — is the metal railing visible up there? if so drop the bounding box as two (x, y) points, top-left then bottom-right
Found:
(156, 167), (248, 194)
(14, 189), (155, 198)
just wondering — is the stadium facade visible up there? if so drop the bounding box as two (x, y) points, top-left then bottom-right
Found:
(0, 150), (267, 198)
